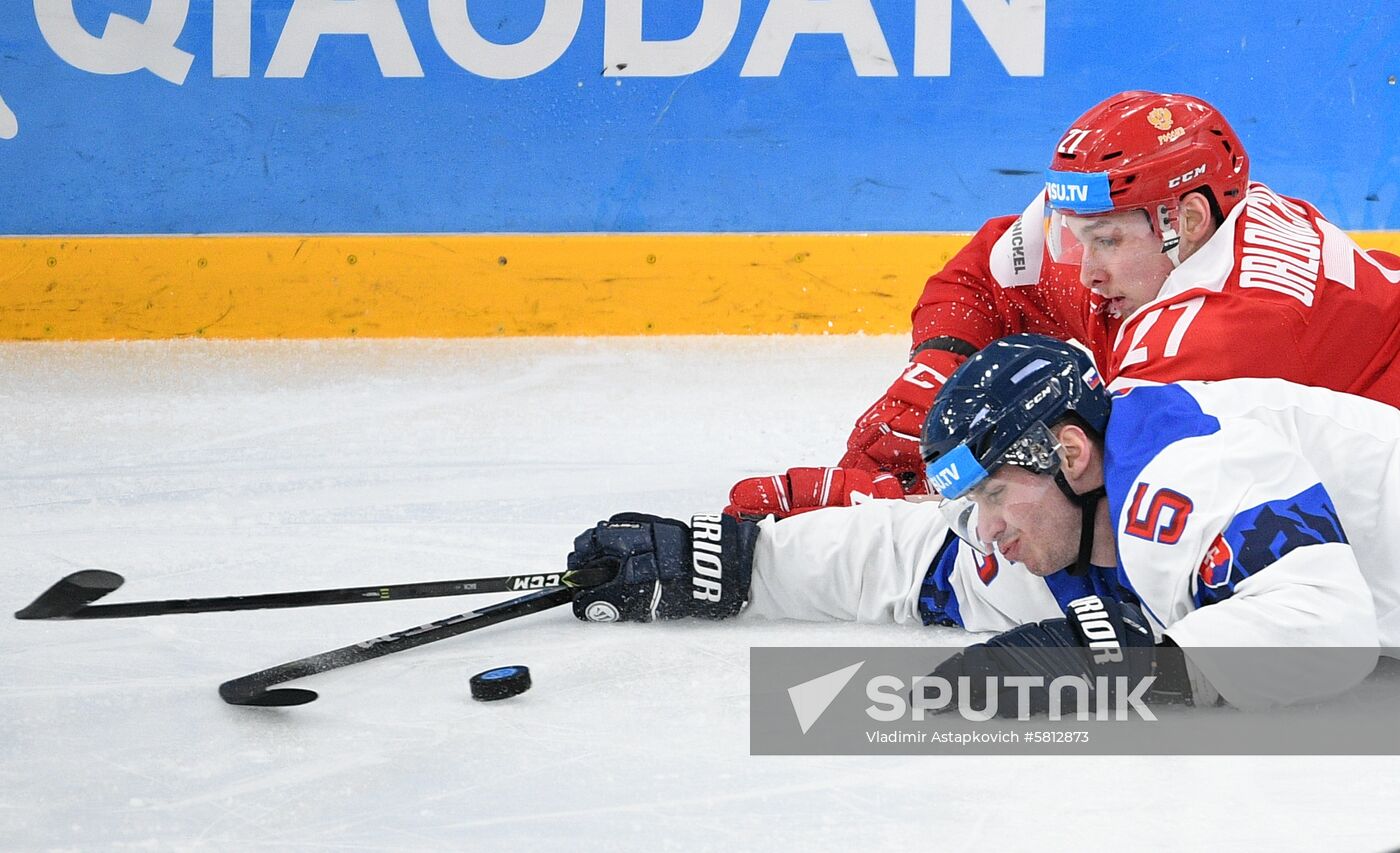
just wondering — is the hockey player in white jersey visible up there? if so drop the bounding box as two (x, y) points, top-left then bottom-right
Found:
(565, 334), (1396, 708)
(917, 334), (1397, 708)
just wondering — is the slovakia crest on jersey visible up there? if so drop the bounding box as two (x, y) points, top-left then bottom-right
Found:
(1198, 533), (1235, 589)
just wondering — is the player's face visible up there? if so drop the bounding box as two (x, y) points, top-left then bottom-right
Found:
(970, 466), (1082, 577)
(1065, 210), (1174, 319)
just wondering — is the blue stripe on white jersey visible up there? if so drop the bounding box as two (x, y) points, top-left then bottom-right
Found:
(918, 538), (1131, 627)
(918, 532), (964, 627)
(1103, 384), (1222, 524)
(1045, 566), (1134, 610)
(1102, 384), (1222, 611)
(1193, 482), (1348, 607)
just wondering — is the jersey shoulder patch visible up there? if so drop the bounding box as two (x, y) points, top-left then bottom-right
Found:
(1192, 482), (1347, 606)
(988, 192), (1046, 288)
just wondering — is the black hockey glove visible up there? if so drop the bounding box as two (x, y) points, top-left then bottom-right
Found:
(569, 512), (758, 623)
(922, 595), (1192, 717)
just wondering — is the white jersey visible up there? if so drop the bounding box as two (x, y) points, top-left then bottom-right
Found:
(1100, 378), (1399, 706)
(746, 377), (1400, 708)
(745, 499), (1123, 632)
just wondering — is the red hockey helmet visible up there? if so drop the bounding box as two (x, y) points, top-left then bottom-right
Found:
(1045, 91), (1249, 265)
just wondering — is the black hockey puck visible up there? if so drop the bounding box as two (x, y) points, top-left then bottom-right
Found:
(470, 665), (531, 701)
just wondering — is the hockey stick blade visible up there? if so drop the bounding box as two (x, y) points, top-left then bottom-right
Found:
(15, 570), (125, 620)
(219, 585), (579, 707)
(16, 566), (607, 620)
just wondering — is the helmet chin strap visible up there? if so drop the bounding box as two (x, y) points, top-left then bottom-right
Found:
(1160, 227), (1183, 266)
(1053, 471), (1107, 576)
(1154, 202), (1184, 267)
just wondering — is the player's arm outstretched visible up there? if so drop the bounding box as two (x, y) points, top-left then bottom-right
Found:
(567, 504), (947, 625)
(569, 500), (1085, 631)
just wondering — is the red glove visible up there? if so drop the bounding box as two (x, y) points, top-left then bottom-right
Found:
(838, 347), (967, 482)
(724, 467), (906, 520)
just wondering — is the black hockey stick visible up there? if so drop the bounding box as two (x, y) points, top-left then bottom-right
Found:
(14, 567), (605, 621)
(218, 585), (578, 706)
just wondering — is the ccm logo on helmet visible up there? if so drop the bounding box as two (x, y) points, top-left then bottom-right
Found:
(1023, 383), (1055, 411)
(1167, 164), (1206, 188)
(691, 514), (725, 602)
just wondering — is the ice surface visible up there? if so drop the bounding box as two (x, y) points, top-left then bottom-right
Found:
(2, 337), (1398, 851)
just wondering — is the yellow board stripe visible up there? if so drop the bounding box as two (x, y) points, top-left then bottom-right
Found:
(4, 232), (1399, 340)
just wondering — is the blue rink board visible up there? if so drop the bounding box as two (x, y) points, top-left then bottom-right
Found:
(1, 0), (1397, 235)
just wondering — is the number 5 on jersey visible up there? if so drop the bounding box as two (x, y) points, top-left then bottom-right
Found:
(1124, 483), (1194, 544)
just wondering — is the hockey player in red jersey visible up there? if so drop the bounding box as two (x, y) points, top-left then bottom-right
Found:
(727, 90), (1400, 519)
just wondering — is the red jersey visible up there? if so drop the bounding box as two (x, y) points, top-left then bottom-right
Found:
(911, 183), (1400, 406)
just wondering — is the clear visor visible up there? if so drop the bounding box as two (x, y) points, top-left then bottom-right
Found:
(935, 422), (1065, 555)
(1045, 202), (1179, 267)
(938, 494), (990, 554)
(1045, 208), (1087, 265)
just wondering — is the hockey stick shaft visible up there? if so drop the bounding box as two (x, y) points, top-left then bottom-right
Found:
(218, 585), (577, 706)
(15, 568), (598, 620)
